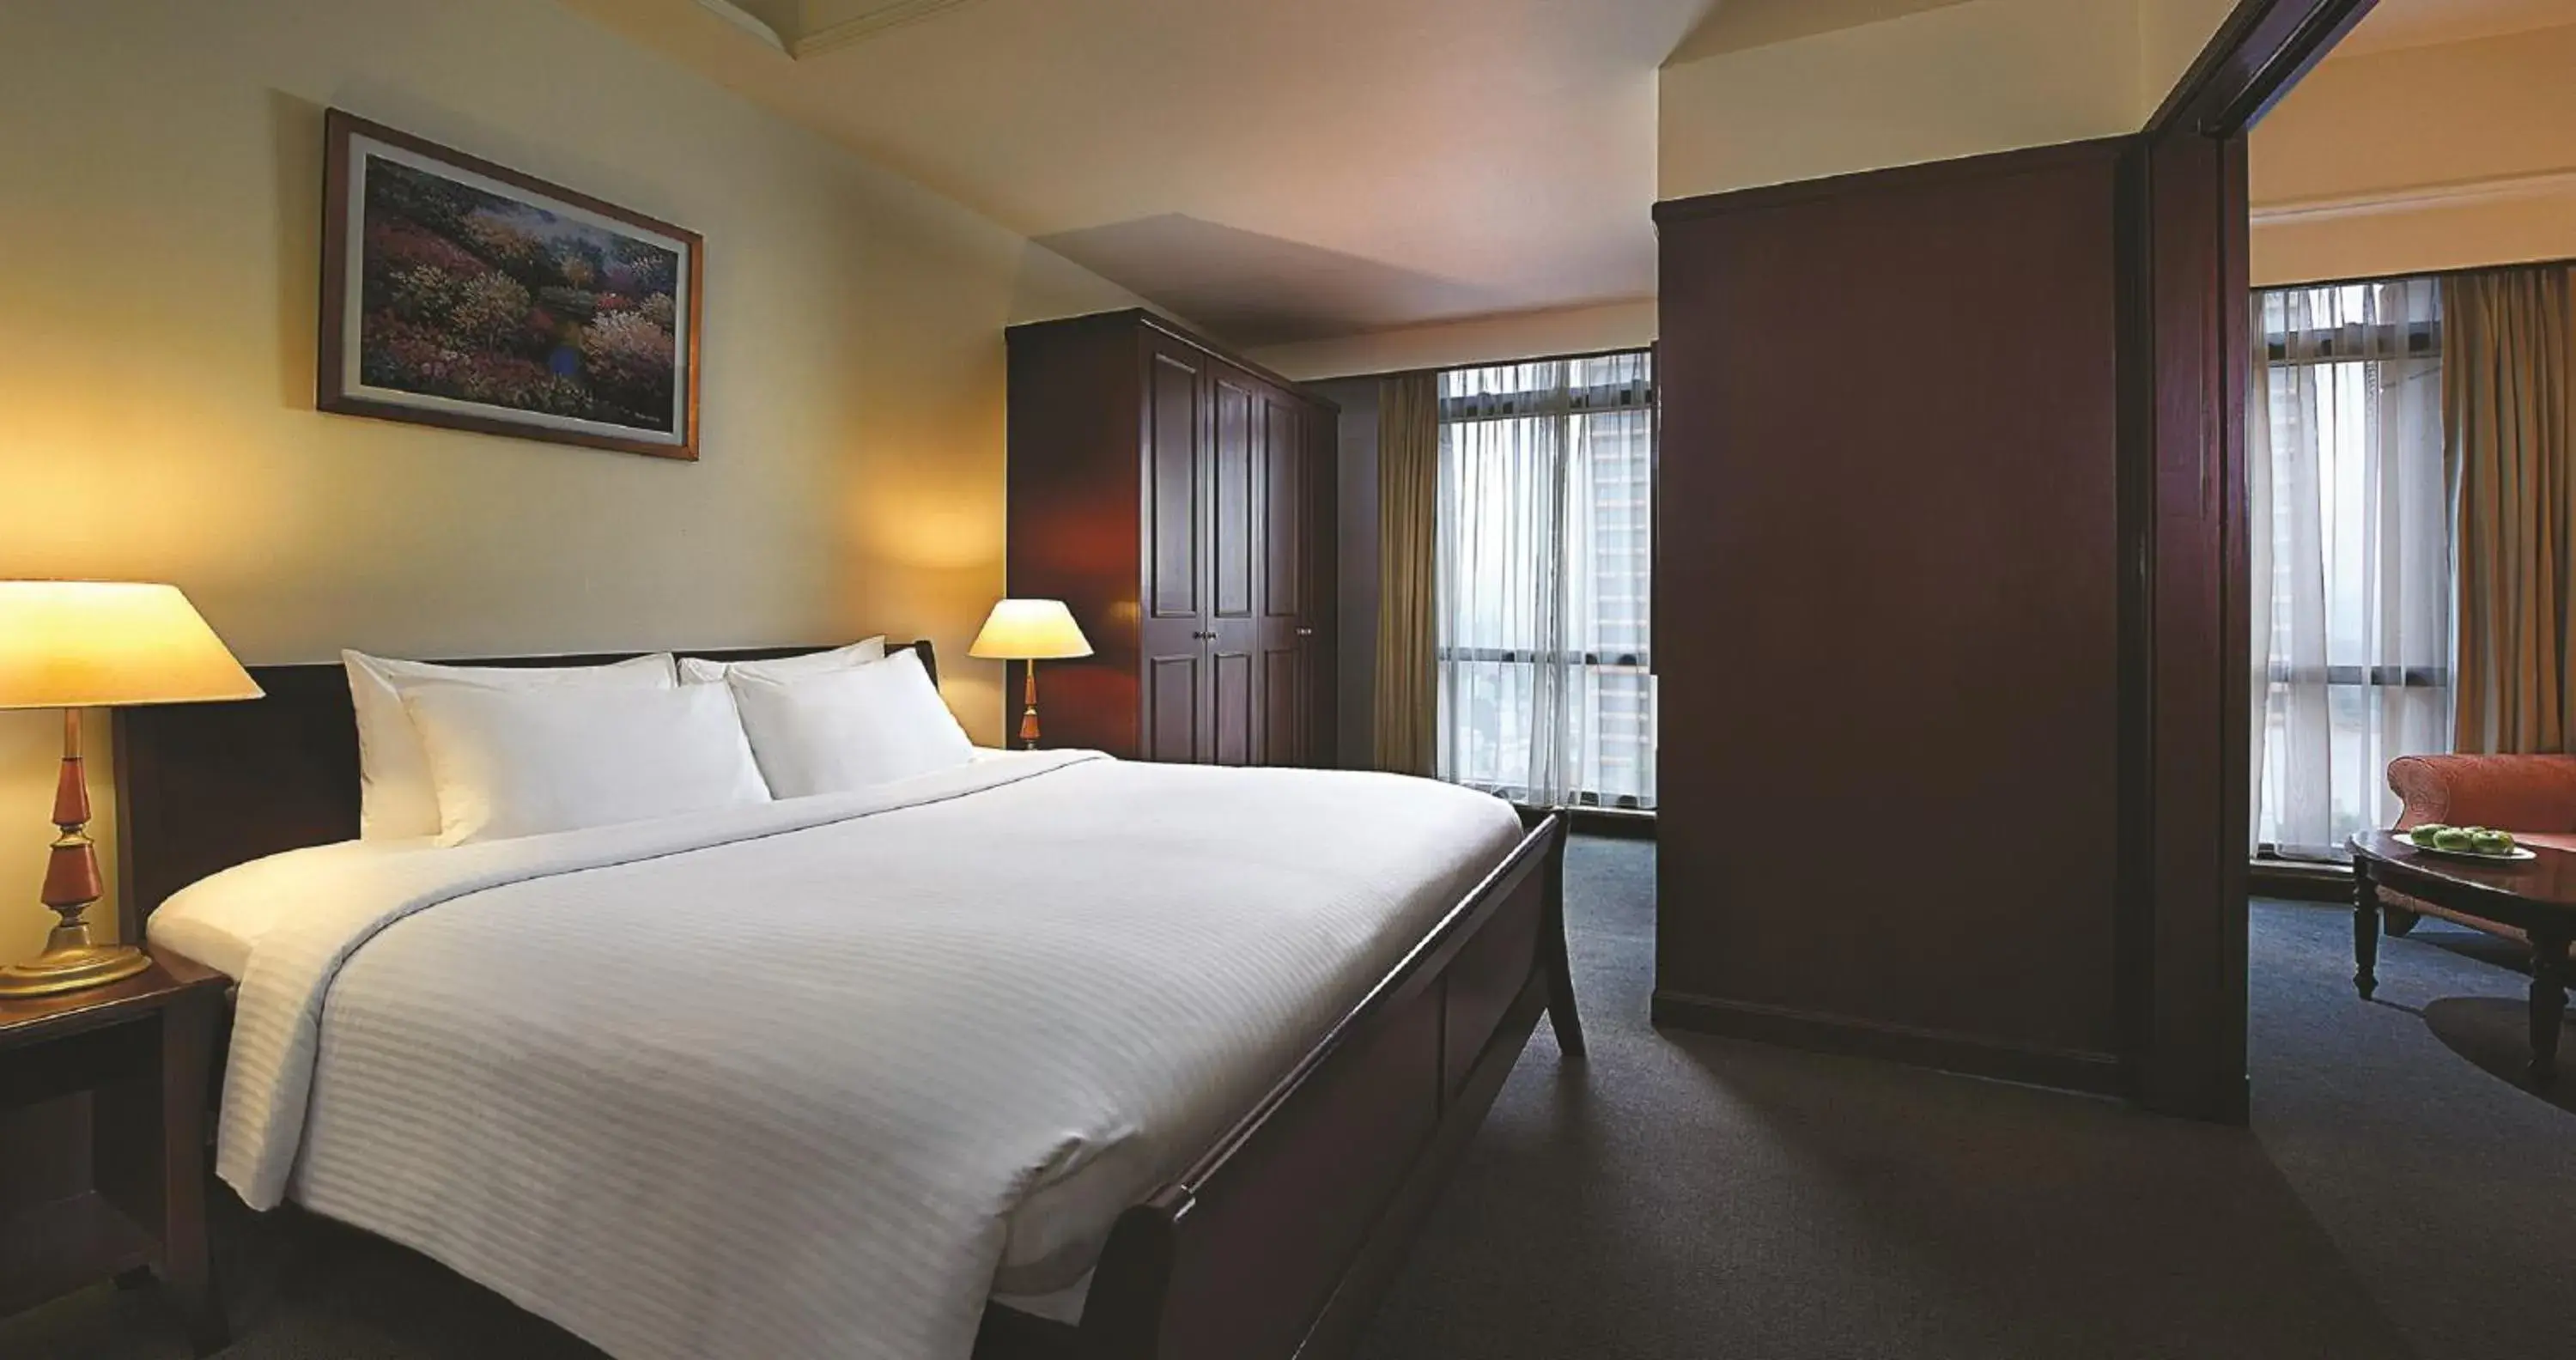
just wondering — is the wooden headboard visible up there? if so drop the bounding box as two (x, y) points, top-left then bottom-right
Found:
(112, 642), (937, 935)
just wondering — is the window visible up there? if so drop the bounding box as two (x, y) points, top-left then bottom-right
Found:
(1434, 350), (1655, 809)
(2254, 279), (2448, 857)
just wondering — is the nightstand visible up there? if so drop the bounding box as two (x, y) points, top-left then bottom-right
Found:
(0, 949), (229, 1354)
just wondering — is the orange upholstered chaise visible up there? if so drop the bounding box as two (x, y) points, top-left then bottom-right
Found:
(2384, 753), (2576, 953)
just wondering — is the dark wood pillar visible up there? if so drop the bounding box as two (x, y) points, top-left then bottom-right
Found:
(2124, 123), (2253, 1120)
(2123, 0), (2377, 1121)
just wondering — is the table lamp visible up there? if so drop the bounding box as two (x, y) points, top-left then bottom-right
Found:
(969, 598), (1092, 750)
(0, 583), (262, 998)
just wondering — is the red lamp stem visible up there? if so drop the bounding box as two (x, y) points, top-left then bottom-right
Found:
(1018, 661), (1042, 750)
(53, 708), (88, 823)
(41, 708), (103, 915)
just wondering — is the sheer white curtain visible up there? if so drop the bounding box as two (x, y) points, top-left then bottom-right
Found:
(1435, 352), (1655, 809)
(2255, 279), (2449, 858)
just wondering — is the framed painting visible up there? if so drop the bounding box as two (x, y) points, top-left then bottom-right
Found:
(319, 110), (702, 460)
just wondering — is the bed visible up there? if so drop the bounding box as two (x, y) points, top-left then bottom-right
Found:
(113, 642), (1583, 1360)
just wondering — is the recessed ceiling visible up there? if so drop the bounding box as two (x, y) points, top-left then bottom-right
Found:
(1663, 0), (1970, 64)
(570, 0), (1717, 347)
(700, 0), (991, 56)
(574, 0), (2117, 348)
(2334, 0), (2576, 56)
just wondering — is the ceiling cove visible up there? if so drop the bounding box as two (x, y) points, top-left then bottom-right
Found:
(694, 0), (989, 56)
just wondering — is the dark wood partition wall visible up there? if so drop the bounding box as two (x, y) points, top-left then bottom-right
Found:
(1651, 142), (2134, 1094)
(1651, 0), (2374, 1120)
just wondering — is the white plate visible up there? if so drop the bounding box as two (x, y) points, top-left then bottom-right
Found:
(2396, 835), (2537, 863)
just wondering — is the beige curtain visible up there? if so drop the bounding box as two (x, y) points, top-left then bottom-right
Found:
(1372, 372), (1439, 774)
(2446, 265), (2576, 753)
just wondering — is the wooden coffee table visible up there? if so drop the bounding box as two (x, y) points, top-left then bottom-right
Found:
(2348, 830), (2575, 1087)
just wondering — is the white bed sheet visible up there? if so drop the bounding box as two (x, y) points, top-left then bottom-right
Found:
(150, 750), (1524, 1360)
(150, 835), (435, 978)
(154, 777), (1103, 1331)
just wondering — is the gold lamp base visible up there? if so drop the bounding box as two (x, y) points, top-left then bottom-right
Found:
(0, 924), (150, 999)
(0, 708), (153, 999)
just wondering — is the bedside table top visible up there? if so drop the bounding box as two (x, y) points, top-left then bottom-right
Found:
(0, 950), (227, 1049)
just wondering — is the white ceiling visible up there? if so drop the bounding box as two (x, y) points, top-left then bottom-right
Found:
(573, 0), (2363, 349)
(1662, 0), (1969, 64)
(2336, 0), (2576, 55)
(571, 0), (1720, 346)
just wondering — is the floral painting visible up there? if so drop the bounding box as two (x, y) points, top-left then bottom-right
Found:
(320, 112), (701, 459)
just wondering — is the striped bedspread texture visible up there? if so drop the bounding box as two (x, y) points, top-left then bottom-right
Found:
(172, 750), (1525, 1360)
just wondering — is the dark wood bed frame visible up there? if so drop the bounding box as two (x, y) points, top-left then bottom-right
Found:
(112, 642), (1583, 1360)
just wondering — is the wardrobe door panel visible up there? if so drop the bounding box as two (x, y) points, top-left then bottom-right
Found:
(1263, 398), (1305, 620)
(1212, 646), (1257, 767)
(1145, 653), (1206, 764)
(1303, 399), (1339, 767)
(1212, 373), (1260, 623)
(1205, 365), (1265, 762)
(1146, 350), (1205, 623)
(1139, 341), (1212, 764)
(1264, 646), (1303, 768)
(1257, 394), (1309, 765)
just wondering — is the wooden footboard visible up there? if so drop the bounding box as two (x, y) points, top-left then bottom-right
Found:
(980, 811), (1581, 1360)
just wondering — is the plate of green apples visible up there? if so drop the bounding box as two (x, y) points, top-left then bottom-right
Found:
(2399, 823), (2537, 861)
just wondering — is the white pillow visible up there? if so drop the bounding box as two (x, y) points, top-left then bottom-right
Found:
(400, 681), (769, 846)
(346, 651), (677, 841)
(678, 637), (887, 685)
(727, 648), (974, 798)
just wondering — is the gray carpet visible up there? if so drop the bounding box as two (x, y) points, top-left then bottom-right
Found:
(2243, 901), (2576, 1360)
(1358, 847), (2409, 1360)
(8, 839), (2571, 1359)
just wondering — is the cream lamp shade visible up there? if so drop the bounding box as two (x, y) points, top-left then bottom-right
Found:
(0, 581), (263, 709)
(0, 582), (259, 999)
(969, 598), (1093, 661)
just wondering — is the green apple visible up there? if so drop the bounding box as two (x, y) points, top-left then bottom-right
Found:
(2472, 829), (2515, 854)
(2434, 828), (2475, 851)
(2409, 824), (2448, 847)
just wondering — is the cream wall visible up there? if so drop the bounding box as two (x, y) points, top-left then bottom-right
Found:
(1249, 300), (1658, 383)
(1656, 0), (2242, 200)
(0, 0), (1145, 962)
(2139, 0), (2246, 116)
(2250, 23), (2576, 285)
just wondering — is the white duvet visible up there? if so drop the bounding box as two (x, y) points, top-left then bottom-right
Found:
(160, 751), (1524, 1360)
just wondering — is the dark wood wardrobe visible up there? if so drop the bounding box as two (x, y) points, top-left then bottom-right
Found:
(1005, 309), (1338, 766)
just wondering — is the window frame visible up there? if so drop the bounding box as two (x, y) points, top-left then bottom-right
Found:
(1431, 345), (1658, 811)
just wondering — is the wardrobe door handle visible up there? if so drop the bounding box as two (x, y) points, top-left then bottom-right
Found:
(1295, 627), (1315, 637)
(1193, 630), (1217, 641)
